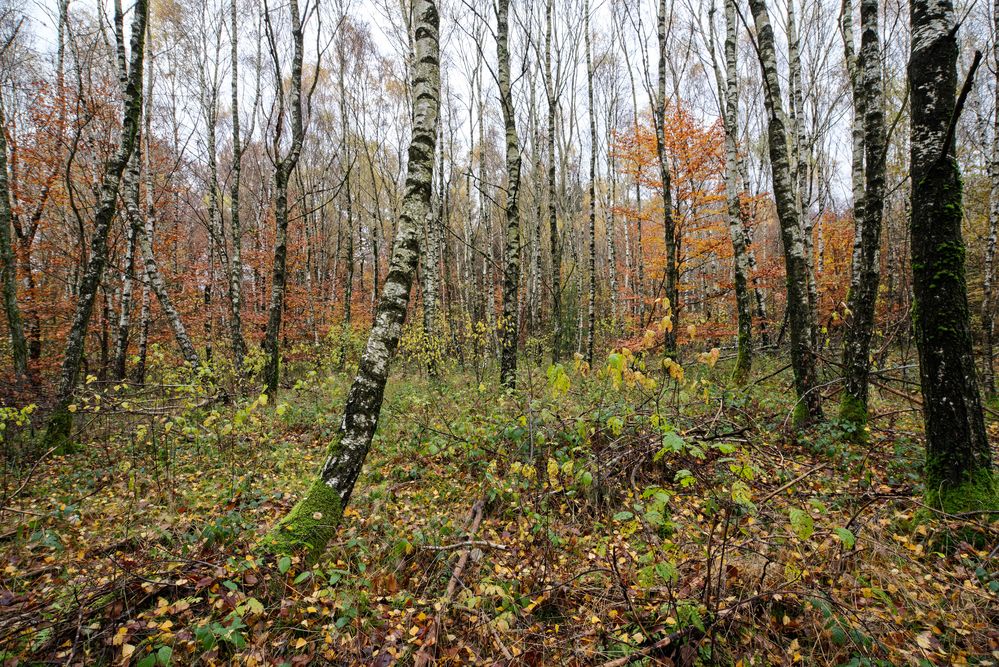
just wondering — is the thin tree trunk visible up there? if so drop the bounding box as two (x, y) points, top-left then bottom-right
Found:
(909, 0), (995, 511)
(45, 0), (149, 449)
(545, 0), (562, 361)
(112, 151), (140, 380)
(226, 0), (247, 370)
(422, 146), (442, 339)
(132, 35), (201, 370)
(748, 0), (822, 425)
(585, 0), (597, 365)
(262, 0), (307, 395)
(498, 0), (522, 387)
(736, 148), (768, 343)
(840, 0), (885, 433)
(133, 161), (201, 369)
(842, 0), (866, 306)
(653, 0), (678, 352)
(786, 0), (818, 334)
(718, 0), (753, 383)
(0, 105), (27, 378)
(982, 0), (999, 397)
(269, 0), (440, 552)
(134, 268), (151, 383)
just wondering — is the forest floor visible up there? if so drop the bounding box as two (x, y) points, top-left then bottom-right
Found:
(0, 348), (997, 666)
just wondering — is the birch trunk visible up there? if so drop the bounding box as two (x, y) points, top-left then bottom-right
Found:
(653, 0), (678, 352)
(45, 0), (149, 449)
(270, 0), (440, 553)
(909, 0), (996, 511)
(737, 148), (768, 343)
(585, 0), (597, 366)
(711, 0), (753, 383)
(112, 152), (140, 381)
(748, 0), (822, 425)
(133, 156), (201, 369)
(842, 0), (866, 303)
(134, 266), (151, 383)
(0, 105), (27, 377)
(545, 0), (562, 361)
(498, 0), (523, 387)
(785, 0), (817, 332)
(422, 154), (441, 339)
(131, 38), (201, 370)
(262, 0), (307, 395)
(840, 0), (885, 434)
(982, 0), (999, 396)
(227, 0), (248, 370)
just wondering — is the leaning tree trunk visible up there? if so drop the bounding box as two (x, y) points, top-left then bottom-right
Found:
(129, 33), (200, 370)
(653, 0), (678, 353)
(44, 0), (148, 450)
(748, 0), (822, 425)
(132, 149), (201, 369)
(269, 0), (440, 553)
(262, 0), (307, 396)
(498, 0), (523, 388)
(840, 0), (885, 435)
(0, 105), (27, 378)
(909, 0), (996, 512)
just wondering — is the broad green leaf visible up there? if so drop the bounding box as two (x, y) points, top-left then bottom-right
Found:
(834, 527), (856, 549)
(789, 508), (814, 541)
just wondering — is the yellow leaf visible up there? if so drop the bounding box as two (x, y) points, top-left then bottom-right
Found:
(294, 637), (308, 649)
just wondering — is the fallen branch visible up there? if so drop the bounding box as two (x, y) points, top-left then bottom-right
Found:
(421, 539), (506, 552)
(758, 464), (828, 505)
(414, 500), (485, 667)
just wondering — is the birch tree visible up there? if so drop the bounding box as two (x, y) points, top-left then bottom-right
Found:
(270, 0), (440, 552)
(0, 103), (26, 377)
(707, 0), (754, 383)
(44, 0), (148, 449)
(129, 17), (201, 371)
(981, 0), (999, 397)
(652, 0), (678, 353)
(227, 0), (248, 369)
(261, 0), (308, 395)
(585, 0), (596, 365)
(498, 0), (522, 387)
(545, 0), (563, 361)
(747, 0), (822, 425)
(908, 0), (996, 511)
(840, 0), (885, 434)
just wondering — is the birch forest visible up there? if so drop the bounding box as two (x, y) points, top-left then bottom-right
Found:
(0, 0), (998, 661)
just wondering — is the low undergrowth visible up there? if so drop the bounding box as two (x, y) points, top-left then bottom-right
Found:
(0, 348), (996, 665)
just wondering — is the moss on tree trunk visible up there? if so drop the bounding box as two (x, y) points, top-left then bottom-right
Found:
(265, 0), (441, 555)
(909, 0), (997, 513)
